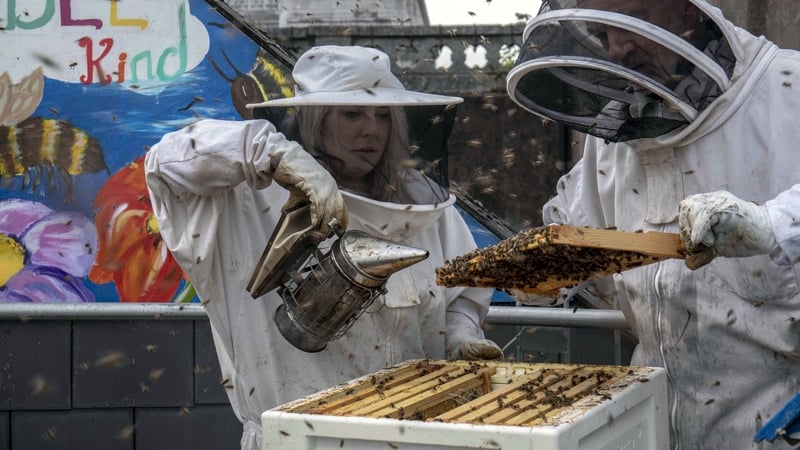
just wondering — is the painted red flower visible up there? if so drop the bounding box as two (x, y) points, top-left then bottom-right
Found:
(89, 155), (189, 302)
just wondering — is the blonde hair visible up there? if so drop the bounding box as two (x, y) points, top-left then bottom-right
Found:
(284, 105), (414, 203)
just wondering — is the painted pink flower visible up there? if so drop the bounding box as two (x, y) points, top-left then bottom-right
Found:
(0, 198), (97, 302)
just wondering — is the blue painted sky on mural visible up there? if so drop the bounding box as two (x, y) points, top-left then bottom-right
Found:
(4, 2), (262, 219)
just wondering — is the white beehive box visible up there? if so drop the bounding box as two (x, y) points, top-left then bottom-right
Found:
(262, 359), (668, 449)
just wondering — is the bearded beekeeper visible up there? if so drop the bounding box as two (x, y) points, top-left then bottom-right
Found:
(506, 1), (800, 448)
(145, 45), (501, 450)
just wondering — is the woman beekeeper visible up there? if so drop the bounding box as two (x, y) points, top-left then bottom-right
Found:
(506, 1), (800, 448)
(145, 45), (501, 450)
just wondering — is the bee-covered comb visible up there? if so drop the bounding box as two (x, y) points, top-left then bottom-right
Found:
(435, 224), (686, 295)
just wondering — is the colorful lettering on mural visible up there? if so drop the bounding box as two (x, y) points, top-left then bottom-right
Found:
(1, 0), (207, 90)
(76, 2), (188, 84)
(4, 0), (146, 30)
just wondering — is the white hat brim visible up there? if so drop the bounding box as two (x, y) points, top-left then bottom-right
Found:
(246, 87), (463, 108)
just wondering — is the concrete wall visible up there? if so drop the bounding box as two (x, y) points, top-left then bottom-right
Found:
(0, 320), (241, 450)
(712, 0), (800, 50)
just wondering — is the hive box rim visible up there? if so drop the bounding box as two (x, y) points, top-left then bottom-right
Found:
(261, 359), (670, 450)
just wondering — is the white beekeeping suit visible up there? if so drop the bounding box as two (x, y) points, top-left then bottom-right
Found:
(146, 45), (501, 450)
(507, 1), (800, 449)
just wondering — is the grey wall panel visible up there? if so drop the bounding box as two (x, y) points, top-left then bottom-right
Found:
(0, 412), (8, 450)
(565, 328), (636, 367)
(11, 409), (133, 450)
(135, 405), (241, 450)
(193, 320), (229, 404)
(73, 321), (193, 407)
(0, 322), (70, 411)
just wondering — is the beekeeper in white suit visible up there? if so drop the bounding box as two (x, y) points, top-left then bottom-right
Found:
(145, 45), (501, 450)
(507, 0), (800, 448)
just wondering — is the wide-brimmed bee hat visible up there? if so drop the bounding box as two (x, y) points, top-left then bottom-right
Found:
(246, 45), (462, 108)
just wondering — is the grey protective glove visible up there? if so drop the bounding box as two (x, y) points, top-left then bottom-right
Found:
(446, 299), (502, 361)
(508, 289), (563, 306)
(265, 139), (348, 236)
(678, 190), (779, 269)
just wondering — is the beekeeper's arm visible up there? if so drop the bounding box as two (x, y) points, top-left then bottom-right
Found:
(145, 118), (346, 237)
(679, 187), (800, 269)
(446, 292), (503, 360)
(144, 119), (346, 359)
(437, 208), (502, 360)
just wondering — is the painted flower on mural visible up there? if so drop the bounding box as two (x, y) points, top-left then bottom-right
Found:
(89, 155), (189, 302)
(0, 199), (97, 302)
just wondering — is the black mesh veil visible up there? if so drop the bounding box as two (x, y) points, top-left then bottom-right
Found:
(508, 0), (735, 142)
(406, 104), (457, 192)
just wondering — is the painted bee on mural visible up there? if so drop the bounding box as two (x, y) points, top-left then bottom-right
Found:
(1, 116), (110, 202)
(1, 67), (109, 202)
(210, 47), (295, 122)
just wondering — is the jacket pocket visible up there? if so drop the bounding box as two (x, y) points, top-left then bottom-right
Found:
(382, 270), (422, 309)
(705, 255), (799, 302)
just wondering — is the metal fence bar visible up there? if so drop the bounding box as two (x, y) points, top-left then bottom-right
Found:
(0, 303), (208, 320)
(487, 306), (629, 330)
(0, 304), (629, 329)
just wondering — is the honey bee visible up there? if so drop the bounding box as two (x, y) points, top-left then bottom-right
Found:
(1, 116), (110, 201)
(1, 67), (108, 201)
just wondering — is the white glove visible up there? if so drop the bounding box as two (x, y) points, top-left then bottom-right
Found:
(267, 139), (348, 236)
(678, 190), (778, 269)
(446, 301), (502, 361)
(508, 289), (563, 306)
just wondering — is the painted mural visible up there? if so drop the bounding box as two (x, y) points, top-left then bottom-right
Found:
(0, 0), (292, 302)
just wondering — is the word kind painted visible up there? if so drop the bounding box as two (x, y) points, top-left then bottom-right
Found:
(3, 0), (202, 86)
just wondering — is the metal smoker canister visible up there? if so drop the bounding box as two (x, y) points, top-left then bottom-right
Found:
(275, 230), (429, 352)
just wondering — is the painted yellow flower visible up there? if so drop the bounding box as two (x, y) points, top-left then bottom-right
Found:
(0, 198), (96, 302)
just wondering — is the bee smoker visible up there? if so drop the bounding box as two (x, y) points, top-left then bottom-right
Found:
(247, 203), (429, 352)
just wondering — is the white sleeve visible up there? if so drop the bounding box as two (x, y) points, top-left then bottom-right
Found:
(766, 184), (800, 265)
(144, 119), (287, 362)
(144, 118), (287, 199)
(542, 137), (611, 228)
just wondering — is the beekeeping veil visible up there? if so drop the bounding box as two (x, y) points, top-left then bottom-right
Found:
(247, 45), (462, 205)
(507, 0), (735, 142)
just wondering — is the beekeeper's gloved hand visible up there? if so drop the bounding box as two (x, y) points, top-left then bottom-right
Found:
(446, 298), (502, 361)
(678, 190), (779, 270)
(508, 289), (564, 306)
(247, 131), (347, 237)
